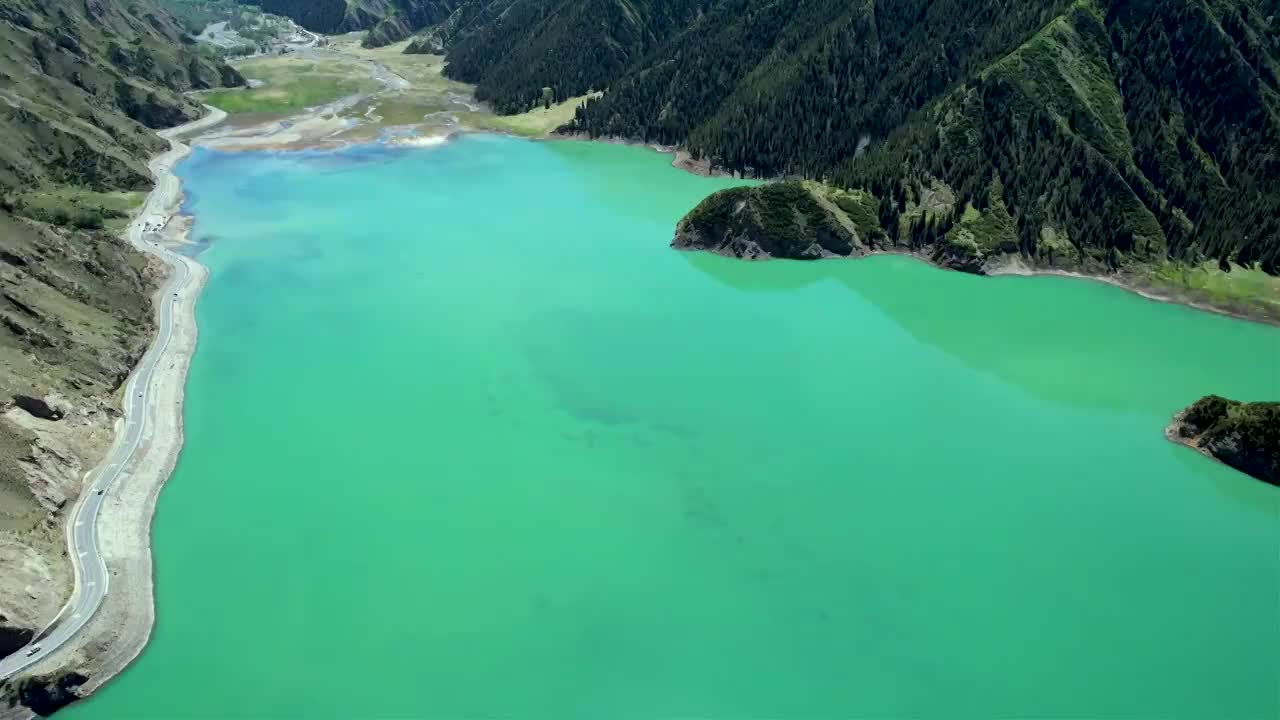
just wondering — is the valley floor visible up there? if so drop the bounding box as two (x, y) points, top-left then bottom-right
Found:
(193, 35), (593, 151)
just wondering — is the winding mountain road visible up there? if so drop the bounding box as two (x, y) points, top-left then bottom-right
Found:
(0, 108), (225, 681)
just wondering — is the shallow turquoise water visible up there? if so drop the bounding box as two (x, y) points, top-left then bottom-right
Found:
(75, 135), (1278, 719)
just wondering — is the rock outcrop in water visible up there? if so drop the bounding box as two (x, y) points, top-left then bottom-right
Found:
(674, 182), (865, 260)
(1167, 396), (1280, 485)
(674, 179), (1019, 274)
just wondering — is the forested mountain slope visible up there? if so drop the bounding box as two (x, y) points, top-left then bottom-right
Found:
(418, 0), (1278, 314)
(573, 0), (1076, 169)
(0, 0), (239, 666)
(232, 0), (1280, 302)
(363, 0), (462, 46)
(441, 0), (712, 113)
(680, 0), (1279, 268)
(821, 0), (1280, 274)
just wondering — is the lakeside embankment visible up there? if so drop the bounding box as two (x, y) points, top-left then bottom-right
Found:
(1, 109), (222, 716)
(70, 111), (221, 693)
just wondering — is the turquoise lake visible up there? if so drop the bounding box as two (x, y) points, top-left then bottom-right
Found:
(75, 135), (1279, 719)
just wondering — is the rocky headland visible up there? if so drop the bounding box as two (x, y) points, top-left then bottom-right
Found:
(1167, 396), (1279, 486)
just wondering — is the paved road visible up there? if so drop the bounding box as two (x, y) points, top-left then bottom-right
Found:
(0, 109), (224, 681)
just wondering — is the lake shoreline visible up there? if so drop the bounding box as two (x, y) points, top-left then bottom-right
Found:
(546, 132), (745, 179)
(191, 34), (1278, 328)
(194, 121), (1280, 328)
(34, 110), (1268, 703)
(9, 108), (225, 712)
(560, 135), (1278, 327)
(987, 263), (1280, 328)
(676, 243), (1280, 328)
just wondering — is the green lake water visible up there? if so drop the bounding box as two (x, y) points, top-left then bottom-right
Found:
(74, 135), (1279, 719)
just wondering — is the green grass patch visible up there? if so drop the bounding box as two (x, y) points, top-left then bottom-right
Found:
(944, 193), (1018, 255)
(1149, 261), (1280, 316)
(826, 188), (880, 238)
(205, 74), (367, 113)
(341, 40), (467, 96)
(460, 93), (600, 137)
(6, 186), (145, 231)
(204, 56), (378, 114)
(1036, 225), (1077, 263)
(357, 97), (452, 125)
